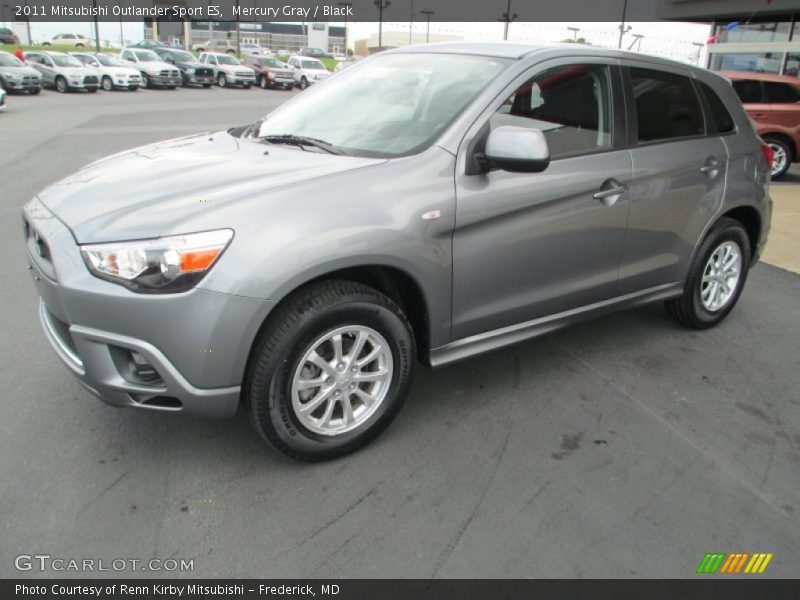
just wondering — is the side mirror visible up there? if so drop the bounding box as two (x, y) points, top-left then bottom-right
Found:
(482, 126), (550, 173)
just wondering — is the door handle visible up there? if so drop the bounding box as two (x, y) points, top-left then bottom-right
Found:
(593, 181), (628, 206)
(700, 159), (721, 175)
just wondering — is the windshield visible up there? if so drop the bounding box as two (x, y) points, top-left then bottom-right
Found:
(52, 54), (83, 67)
(0, 52), (24, 67)
(134, 50), (159, 62)
(217, 55), (241, 66)
(170, 50), (194, 62)
(258, 53), (508, 158)
(301, 59), (325, 70)
(96, 54), (124, 67)
(258, 58), (283, 68)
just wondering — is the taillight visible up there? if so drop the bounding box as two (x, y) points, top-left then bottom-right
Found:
(761, 142), (774, 168)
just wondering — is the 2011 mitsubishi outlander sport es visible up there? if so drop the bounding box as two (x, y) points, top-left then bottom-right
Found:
(23, 43), (772, 461)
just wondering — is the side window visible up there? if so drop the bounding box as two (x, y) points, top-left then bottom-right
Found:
(164, 52), (173, 61)
(630, 67), (704, 142)
(763, 82), (800, 103)
(731, 79), (763, 103)
(699, 82), (736, 134)
(488, 63), (614, 159)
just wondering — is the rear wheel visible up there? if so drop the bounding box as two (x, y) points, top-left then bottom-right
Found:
(764, 136), (792, 179)
(666, 218), (751, 329)
(246, 280), (415, 461)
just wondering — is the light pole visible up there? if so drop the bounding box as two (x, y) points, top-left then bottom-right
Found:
(499, 0), (517, 41)
(374, 0), (390, 51)
(421, 9), (434, 43)
(692, 41), (704, 66)
(340, 2), (352, 55)
(408, 0), (414, 45)
(92, 0), (100, 52)
(617, 0), (629, 49)
(567, 26), (579, 41)
(235, 0), (241, 57)
(628, 33), (643, 52)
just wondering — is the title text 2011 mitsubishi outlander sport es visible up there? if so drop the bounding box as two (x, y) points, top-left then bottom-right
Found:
(23, 44), (772, 461)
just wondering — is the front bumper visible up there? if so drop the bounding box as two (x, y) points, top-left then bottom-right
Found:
(113, 76), (140, 88)
(227, 74), (256, 85)
(186, 73), (215, 85)
(2, 78), (41, 91)
(23, 198), (273, 418)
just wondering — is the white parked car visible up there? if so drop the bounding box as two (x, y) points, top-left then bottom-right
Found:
(119, 48), (181, 89)
(71, 52), (141, 91)
(41, 33), (92, 48)
(240, 43), (271, 56)
(285, 56), (331, 90)
(198, 52), (256, 88)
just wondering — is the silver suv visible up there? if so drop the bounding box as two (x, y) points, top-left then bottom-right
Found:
(23, 44), (772, 461)
(24, 51), (100, 93)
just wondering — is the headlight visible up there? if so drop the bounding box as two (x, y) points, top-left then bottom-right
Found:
(115, 72), (127, 77)
(69, 74), (82, 80)
(80, 229), (233, 293)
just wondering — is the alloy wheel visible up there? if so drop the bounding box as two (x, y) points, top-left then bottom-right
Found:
(291, 325), (393, 436)
(768, 142), (788, 178)
(701, 241), (742, 312)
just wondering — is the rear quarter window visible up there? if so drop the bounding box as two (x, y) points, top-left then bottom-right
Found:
(731, 79), (763, 103)
(763, 82), (800, 103)
(630, 67), (705, 142)
(699, 82), (736, 134)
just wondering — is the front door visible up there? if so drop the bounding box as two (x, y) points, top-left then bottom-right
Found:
(452, 60), (631, 340)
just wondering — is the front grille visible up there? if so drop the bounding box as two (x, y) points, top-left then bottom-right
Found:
(196, 68), (212, 77)
(22, 76), (39, 85)
(236, 71), (253, 78)
(83, 76), (98, 85)
(46, 309), (79, 357)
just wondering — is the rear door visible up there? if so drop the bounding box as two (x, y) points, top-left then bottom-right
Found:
(617, 63), (728, 294)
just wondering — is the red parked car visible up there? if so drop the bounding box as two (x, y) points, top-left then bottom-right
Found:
(241, 55), (295, 90)
(721, 71), (800, 179)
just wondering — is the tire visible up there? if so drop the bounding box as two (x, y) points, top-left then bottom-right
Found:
(129, 86), (138, 91)
(140, 73), (150, 89)
(226, 49), (236, 54)
(75, 43), (84, 48)
(259, 75), (267, 89)
(30, 88), (41, 95)
(299, 76), (308, 90)
(101, 76), (113, 91)
(246, 280), (416, 461)
(763, 136), (792, 180)
(42, 42), (51, 47)
(217, 73), (227, 87)
(202, 83), (212, 89)
(55, 76), (68, 93)
(243, 83), (251, 89)
(665, 217), (751, 329)
(87, 87), (98, 93)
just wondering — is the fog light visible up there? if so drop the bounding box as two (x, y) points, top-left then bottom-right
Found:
(130, 351), (160, 383)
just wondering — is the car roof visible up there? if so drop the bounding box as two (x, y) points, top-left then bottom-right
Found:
(205, 52), (236, 56)
(718, 70), (800, 86)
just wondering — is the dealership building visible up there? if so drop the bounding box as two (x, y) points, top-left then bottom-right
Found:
(143, 19), (346, 54)
(658, 0), (800, 76)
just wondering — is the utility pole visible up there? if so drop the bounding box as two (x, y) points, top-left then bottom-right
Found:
(499, 0), (517, 41)
(567, 26), (580, 41)
(409, 0), (414, 45)
(421, 10), (434, 43)
(235, 0), (241, 56)
(92, 0), (100, 52)
(692, 41), (704, 66)
(340, 2), (352, 54)
(374, 0), (390, 51)
(617, 0), (629, 49)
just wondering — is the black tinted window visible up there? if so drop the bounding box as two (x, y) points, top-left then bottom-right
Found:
(732, 79), (763, 103)
(700, 82), (735, 133)
(763, 82), (800, 103)
(490, 63), (614, 159)
(631, 67), (704, 142)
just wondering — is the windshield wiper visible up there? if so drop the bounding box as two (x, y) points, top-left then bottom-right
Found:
(260, 134), (347, 155)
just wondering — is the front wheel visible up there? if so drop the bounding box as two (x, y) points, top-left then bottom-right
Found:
(666, 218), (751, 329)
(217, 73), (227, 87)
(55, 76), (68, 93)
(764, 136), (792, 180)
(298, 76), (308, 90)
(140, 73), (150, 89)
(102, 76), (113, 91)
(246, 280), (415, 461)
(259, 75), (268, 89)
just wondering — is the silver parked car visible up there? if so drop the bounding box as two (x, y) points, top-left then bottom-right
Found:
(199, 52), (256, 88)
(24, 51), (100, 93)
(24, 43), (772, 461)
(0, 50), (42, 94)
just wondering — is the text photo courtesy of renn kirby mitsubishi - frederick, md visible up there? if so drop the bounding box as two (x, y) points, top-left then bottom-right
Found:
(1, 0), (800, 598)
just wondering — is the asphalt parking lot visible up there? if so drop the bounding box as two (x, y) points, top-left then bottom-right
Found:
(1, 87), (799, 579)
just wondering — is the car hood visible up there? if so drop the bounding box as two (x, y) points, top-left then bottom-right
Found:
(269, 68), (294, 76)
(56, 66), (99, 76)
(177, 60), (207, 69)
(220, 64), (253, 74)
(140, 61), (176, 73)
(36, 132), (386, 243)
(1, 65), (40, 77)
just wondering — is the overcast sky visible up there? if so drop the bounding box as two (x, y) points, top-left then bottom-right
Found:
(13, 20), (710, 64)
